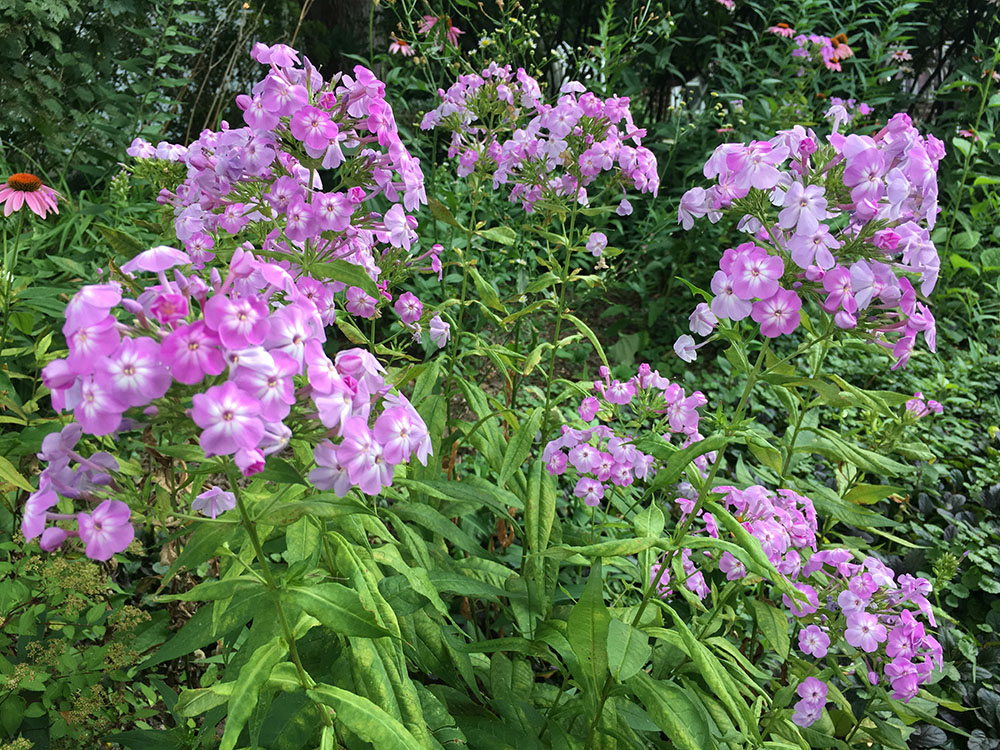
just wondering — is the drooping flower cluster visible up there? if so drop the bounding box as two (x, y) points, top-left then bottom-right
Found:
(421, 64), (658, 215)
(787, 548), (943, 719)
(26, 245), (432, 560)
(653, 485), (818, 601)
(648, 482), (941, 724)
(128, 42), (441, 343)
(766, 25), (855, 73)
(543, 364), (708, 508)
(676, 113), (944, 370)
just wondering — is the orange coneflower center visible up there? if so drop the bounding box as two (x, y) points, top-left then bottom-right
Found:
(777, 22), (790, 28)
(832, 33), (849, 47)
(7, 173), (43, 192)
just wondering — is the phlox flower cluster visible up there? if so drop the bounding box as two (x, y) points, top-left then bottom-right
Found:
(128, 42), (442, 344)
(676, 113), (944, 370)
(25, 241), (431, 561)
(421, 64), (658, 215)
(543, 364), (708, 509)
(784, 548), (942, 722)
(766, 26), (854, 73)
(648, 483), (941, 724)
(652, 484), (818, 602)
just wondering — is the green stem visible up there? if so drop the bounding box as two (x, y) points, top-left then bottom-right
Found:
(541, 211), (579, 444)
(586, 340), (770, 749)
(226, 464), (332, 727)
(844, 693), (875, 743)
(0, 210), (26, 352)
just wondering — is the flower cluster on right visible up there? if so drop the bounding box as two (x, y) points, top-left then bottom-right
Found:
(676, 112), (943, 370)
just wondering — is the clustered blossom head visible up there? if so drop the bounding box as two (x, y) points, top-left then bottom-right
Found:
(647, 482), (941, 724)
(129, 42), (441, 343)
(676, 113), (943, 370)
(27, 243), (432, 558)
(421, 64), (657, 216)
(543, 364), (708, 509)
(656, 485), (817, 601)
(27, 246), (432, 559)
(23, 44), (443, 561)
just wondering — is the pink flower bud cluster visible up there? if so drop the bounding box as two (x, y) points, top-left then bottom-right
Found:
(677, 114), (944, 370)
(654, 485), (818, 601)
(650, 483), (941, 724)
(27, 246), (431, 561)
(420, 64), (658, 214)
(129, 43), (440, 341)
(543, 364), (708, 507)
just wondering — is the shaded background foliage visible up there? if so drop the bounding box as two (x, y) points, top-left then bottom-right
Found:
(2, 0), (1000, 748)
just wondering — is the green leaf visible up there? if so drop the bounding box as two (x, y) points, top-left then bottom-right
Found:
(308, 684), (424, 749)
(952, 230), (981, 250)
(96, 222), (145, 256)
(629, 673), (713, 750)
(220, 637), (287, 750)
(748, 600), (789, 660)
(257, 456), (307, 485)
(639, 433), (728, 490)
(468, 266), (505, 311)
(563, 313), (609, 368)
(427, 196), (463, 229)
(318, 258), (379, 298)
(0, 455), (32, 492)
(567, 562), (611, 693)
(158, 577), (263, 602)
(499, 407), (543, 488)
(283, 583), (391, 638)
(390, 503), (481, 554)
(478, 226), (517, 246)
(524, 272), (560, 294)
(607, 618), (651, 682)
(174, 685), (233, 717)
(843, 484), (906, 505)
(257, 496), (373, 525)
(658, 603), (753, 738)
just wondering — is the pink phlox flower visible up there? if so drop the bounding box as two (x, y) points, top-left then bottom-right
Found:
(394, 292), (423, 324)
(727, 140), (788, 191)
(782, 582), (819, 617)
(578, 396), (600, 421)
(374, 406), (419, 464)
(689, 303), (718, 336)
(605, 379), (636, 405)
(845, 611), (887, 652)
(574, 477), (605, 507)
(337, 416), (392, 494)
(821, 265), (857, 314)
(777, 182), (828, 234)
(710, 270), (752, 321)
(77, 500), (134, 561)
(586, 231), (608, 257)
(96, 337), (171, 408)
(64, 283), (122, 333)
(75, 376), (126, 436)
(751, 288), (802, 338)
(233, 350), (298, 422)
(203, 293), (270, 350)
(309, 440), (353, 496)
(192, 486), (237, 519)
(732, 249), (784, 300)
(66, 316), (121, 375)
(345, 286), (377, 318)
(788, 224), (839, 270)
(429, 314), (450, 348)
(121, 246), (191, 276)
(191, 381), (265, 456)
